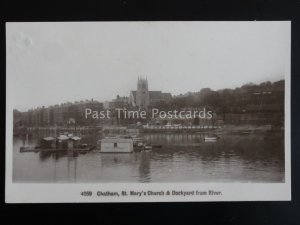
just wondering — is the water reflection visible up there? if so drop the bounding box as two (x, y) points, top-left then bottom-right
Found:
(138, 151), (151, 183)
(13, 132), (284, 183)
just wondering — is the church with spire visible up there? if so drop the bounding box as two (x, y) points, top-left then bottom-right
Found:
(129, 77), (172, 109)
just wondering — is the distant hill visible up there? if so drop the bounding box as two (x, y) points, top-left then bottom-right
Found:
(164, 80), (284, 114)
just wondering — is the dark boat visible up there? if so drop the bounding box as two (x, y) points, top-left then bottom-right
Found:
(152, 144), (162, 148)
(20, 146), (39, 153)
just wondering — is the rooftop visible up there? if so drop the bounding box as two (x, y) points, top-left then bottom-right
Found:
(101, 137), (133, 143)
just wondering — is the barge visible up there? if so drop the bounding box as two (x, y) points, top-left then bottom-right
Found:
(20, 135), (95, 153)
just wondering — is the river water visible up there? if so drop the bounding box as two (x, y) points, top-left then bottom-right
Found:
(13, 132), (284, 183)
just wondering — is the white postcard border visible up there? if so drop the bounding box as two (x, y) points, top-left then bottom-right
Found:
(5, 21), (291, 203)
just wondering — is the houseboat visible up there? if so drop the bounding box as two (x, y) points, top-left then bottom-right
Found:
(20, 135), (95, 152)
(100, 137), (134, 153)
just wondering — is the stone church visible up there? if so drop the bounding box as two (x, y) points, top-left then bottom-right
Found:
(129, 77), (172, 109)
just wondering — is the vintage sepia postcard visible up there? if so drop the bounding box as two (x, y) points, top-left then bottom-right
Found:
(5, 21), (291, 203)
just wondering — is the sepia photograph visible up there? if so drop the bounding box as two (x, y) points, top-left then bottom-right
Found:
(5, 21), (291, 202)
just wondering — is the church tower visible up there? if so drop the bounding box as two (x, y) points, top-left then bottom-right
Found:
(136, 77), (150, 109)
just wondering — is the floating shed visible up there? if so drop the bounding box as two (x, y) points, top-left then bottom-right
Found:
(41, 136), (56, 149)
(57, 135), (69, 149)
(70, 136), (81, 148)
(100, 137), (133, 153)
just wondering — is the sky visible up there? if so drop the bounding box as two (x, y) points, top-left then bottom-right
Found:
(6, 22), (290, 111)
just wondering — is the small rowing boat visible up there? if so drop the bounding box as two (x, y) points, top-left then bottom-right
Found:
(144, 145), (152, 151)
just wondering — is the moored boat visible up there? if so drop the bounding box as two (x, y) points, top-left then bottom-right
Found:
(152, 144), (162, 148)
(204, 136), (218, 142)
(20, 135), (95, 152)
(144, 145), (152, 151)
(20, 146), (39, 152)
